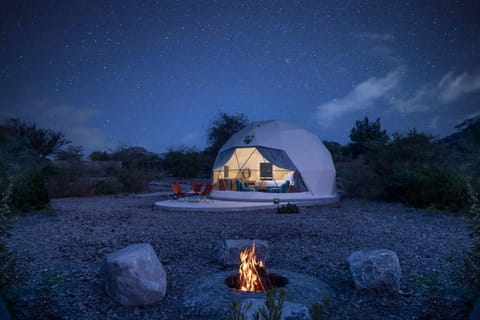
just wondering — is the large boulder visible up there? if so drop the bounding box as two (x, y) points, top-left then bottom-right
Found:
(347, 249), (401, 291)
(103, 243), (167, 307)
(219, 239), (269, 266)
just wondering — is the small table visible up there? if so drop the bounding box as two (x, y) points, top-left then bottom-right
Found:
(244, 180), (256, 188)
(255, 181), (269, 192)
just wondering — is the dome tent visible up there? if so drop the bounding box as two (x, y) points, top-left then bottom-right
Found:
(210, 120), (338, 204)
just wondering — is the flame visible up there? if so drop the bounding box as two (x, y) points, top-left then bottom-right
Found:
(238, 243), (269, 292)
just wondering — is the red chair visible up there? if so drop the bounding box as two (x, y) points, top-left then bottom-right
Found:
(171, 182), (185, 198)
(199, 183), (215, 201)
(191, 182), (203, 194)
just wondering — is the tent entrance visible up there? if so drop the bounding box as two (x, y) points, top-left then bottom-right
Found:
(212, 147), (308, 193)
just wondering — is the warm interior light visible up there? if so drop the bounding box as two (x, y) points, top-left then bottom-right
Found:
(238, 243), (272, 292)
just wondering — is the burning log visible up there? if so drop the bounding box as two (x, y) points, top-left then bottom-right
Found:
(255, 261), (272, 291)
(224, 243), (287, 292)
(238, 243), (268, 292)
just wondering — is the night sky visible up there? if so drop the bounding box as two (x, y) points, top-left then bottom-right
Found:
(1, 1), (480, 155)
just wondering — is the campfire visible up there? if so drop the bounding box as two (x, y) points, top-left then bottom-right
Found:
(225, 243), (287, 292)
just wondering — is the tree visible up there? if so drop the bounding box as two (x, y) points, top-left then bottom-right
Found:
(5, 118), (70, 158)
(323, 140), (346, 163)
(385, 129), (438, 167)
(55, 145), (84, 161)
(164, 146), (202, 179)
(0, 119), (52, 211)
(89, 151), (112, 161)
(348, 117), (389, 157)
(206, 112), (249, 156)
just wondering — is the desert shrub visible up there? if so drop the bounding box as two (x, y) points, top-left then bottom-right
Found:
(45, 161), (90, 197)
(54, 145), (84, 160)
(402, 167), (469, 210)
(339, 125), (473, 211)
(1, 120), (51, 210)
(115, 169), (149, 193)
(276, 203), (300, 214)
(336, 160), (386, 200)
(93, 177), (123, 195)
(164, 146), (203, 178)
(46, 160), (150, 197)
(89, 150), (112, 161)
(9, 166), (49, 211)
(382, 163), (470, 211)
(0, 177), (27, 315)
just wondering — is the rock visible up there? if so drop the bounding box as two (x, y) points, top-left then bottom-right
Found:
(103, 243), (167, 307)
(347, 249), (401, 291)
(240, 298), (310, 320)
(219, 239), (269, 266)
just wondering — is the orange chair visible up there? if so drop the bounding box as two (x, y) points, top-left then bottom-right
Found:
(171, 182), (185, 198)
(191, 182), (203, 194)
(198, 183), (214, 201)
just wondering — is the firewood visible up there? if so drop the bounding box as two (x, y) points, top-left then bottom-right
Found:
(256, 264), (272, 291)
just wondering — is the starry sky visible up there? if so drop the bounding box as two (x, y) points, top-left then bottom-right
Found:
(1, 1), (480, 155)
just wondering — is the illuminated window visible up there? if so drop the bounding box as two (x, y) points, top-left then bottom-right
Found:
(259, 162), (272, 180)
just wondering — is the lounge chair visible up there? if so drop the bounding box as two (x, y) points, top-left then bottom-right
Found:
(185, 183), (215, 202)
(236, 179), (255, 192)
(191, 182), (203, 194)
(199, 183), (215, 201)
(270, 180), (290, 193)
(281, 180), (290, 193)
(171, 182), (185, 198)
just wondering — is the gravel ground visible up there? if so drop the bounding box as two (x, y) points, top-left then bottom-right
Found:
(6, 194), (474, 319)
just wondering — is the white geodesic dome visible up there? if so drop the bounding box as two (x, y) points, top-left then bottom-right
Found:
(211, 120), (337, 203)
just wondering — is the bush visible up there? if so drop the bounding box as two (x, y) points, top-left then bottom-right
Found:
(336, 160), (386, 200)
(114, 169), (149, 193)
(402, 167), (469, 210)
(89, 151), (111, 161)
(164, 146), (203, 178)
(276, 203), (300, 214)
(380, 163), (471, 211)
(7, 166), (49, 211)
(0, 176), (27, 316)
(337, 126), (475, 211)
(93, 177), (123, 195)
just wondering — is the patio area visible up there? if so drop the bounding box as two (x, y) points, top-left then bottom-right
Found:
(154, 199), (277, 211)
(154, 195), (338, 211)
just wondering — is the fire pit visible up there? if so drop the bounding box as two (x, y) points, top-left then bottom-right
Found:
(184, 242), (333, 317)
(224, 243), (288, 292)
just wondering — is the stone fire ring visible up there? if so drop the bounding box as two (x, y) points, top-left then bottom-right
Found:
(183, 269), (333, 315)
